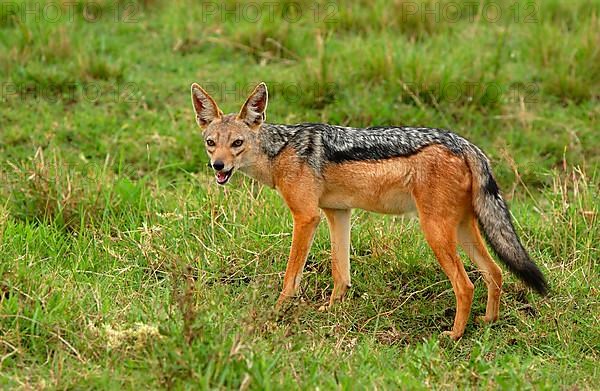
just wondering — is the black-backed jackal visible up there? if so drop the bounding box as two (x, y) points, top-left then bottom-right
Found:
(190, 82), (547, 340)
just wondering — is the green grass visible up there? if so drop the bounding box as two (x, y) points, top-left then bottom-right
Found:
(0, 0), (598, 388)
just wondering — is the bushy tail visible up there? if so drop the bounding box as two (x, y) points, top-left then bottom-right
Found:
(465, 146), (548, 295)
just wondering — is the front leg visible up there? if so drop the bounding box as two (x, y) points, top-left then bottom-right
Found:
(272, 153), (322, 309)
(276, 213), (321, 307)
(322, 208), (352, 307)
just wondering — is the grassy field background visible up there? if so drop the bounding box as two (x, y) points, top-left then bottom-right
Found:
(0, 0), (598, 388)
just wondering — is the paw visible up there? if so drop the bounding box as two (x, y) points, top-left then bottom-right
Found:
(441, 330), (463, 341)
(274, 299), (286, 311)
(327, 295), (343, 308)
(328, 284), (351, 307)
(477, 315), (498, 324)
(275, 294), (292, 312)
(320, 294), (346, 312)
(318, 298), (336, 312)
(318, 289), (349, 312)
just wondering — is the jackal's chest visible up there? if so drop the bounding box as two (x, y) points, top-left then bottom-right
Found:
(318, 159), (417, 214)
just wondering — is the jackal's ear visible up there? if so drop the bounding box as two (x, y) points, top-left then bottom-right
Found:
(191, 83), (222, 127)
(238, 82), (268, 128)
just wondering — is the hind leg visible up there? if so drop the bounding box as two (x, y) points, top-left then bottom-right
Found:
(419, 214), (474, 340)
(458, 216), (503, 323)
(412, 145), (477, 339)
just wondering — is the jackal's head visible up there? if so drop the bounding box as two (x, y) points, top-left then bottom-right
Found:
(190, 82), (268, 185)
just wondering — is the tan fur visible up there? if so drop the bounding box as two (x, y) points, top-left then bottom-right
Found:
(257, 145), (497, 339)
(322, 208), (352, 305)
(191, 83), (504, 340)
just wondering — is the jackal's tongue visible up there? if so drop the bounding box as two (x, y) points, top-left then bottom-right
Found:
(216, 172), (227, 181)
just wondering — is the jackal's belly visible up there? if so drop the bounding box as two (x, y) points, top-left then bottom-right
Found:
(319, 159), (417, 214)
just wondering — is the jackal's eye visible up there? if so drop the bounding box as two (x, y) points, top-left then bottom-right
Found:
(231, 139), (244, 148)
(206, 139), (216, 147)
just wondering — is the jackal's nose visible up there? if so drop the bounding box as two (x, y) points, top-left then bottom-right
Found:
(212, 160), (225, 171)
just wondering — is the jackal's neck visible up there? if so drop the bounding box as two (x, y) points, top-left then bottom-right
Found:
(238, 149), (275, 188)
(257, 123), (298, 159)
(237, 123), (305, 187)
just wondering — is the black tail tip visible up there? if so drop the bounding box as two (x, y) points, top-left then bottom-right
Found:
(517, 262), (549, 296)
(529, 278), (549, 296)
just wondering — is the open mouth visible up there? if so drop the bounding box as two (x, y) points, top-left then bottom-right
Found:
(215, 168), (233, 185)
